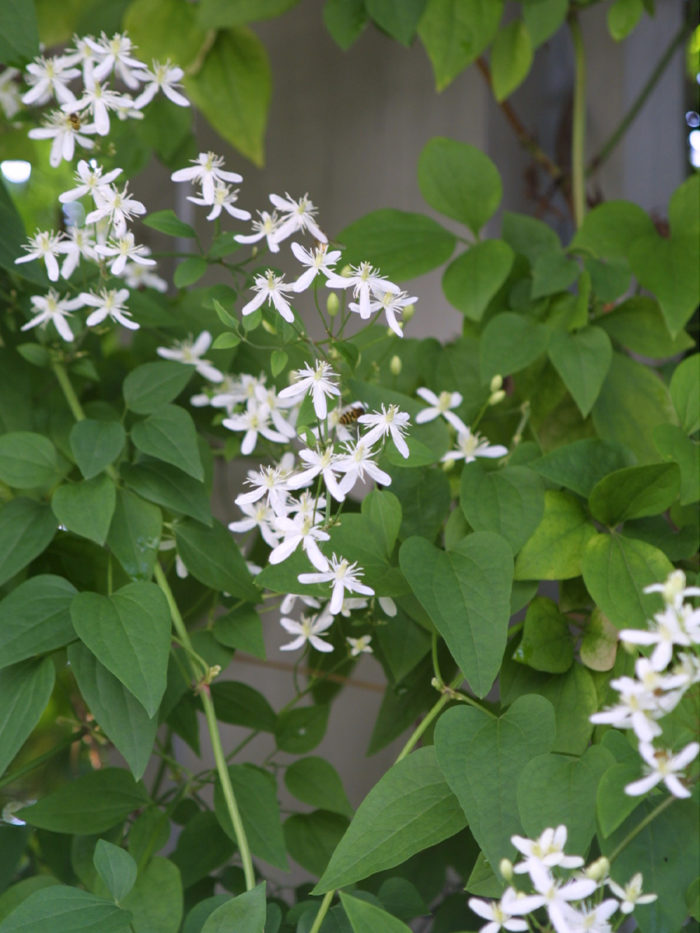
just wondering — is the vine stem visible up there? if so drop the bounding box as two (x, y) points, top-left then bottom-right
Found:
(52, 361), (85, 422)
(606, 795), (676, 864)
(153, 562), (256, 891)
(569, 13), (587, 229)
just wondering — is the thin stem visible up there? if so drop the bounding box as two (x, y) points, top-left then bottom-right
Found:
(606, 795), (676, 864)
(153, 562), (256, 891)
(587, 20), (691, 176)
(52, 361), (85, 421)
(569, 13), (587, 228)
(0, 730), (85, 790)
(309, 891), (335, 933)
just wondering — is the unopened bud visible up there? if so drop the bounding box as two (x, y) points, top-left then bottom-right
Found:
(585, 856), (609, 882)
(489, 374), (503, 393)
(489, 389), (506, 406)
(326, 292), (340, 317)
(499, 858), (514, 882)
(402, 303), (416, 322)
(261, 318), (277, 335)
(390, 355), (402, 375)
(442, 458), (455, 473)
(340, 264), (352, 277)
(329, 347), (340, 360)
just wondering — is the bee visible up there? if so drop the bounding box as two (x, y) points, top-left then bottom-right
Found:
(67, 112), (81, 130)
(338, 403), (365, 426)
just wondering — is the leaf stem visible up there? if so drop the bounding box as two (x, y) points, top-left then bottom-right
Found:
(606, 794), (676, 864)
(52, 361), (86, 421)
(309, 891), (335, 933)
(153, 562), (256, 891)
(569, 13), (587, 228)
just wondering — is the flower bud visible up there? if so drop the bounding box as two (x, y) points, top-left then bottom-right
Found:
(261, 318), (277, 335)
(402, 303), (416, 322)
(390, 355), (402, 375)
(489, 374), (503, 393)
(489, 389), (506, 406)
(329, 347), (340, 360)
(326, 292), (340, 317)
(585, 856), (609, 882)
(442, 458), (455, 473)
(499, 858), (514, 882)
(340, 264), (352, 277)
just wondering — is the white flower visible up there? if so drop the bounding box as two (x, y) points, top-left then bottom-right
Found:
(133, 59), (189, 108)
(59, 35), (99, 78)
(171, 151), (242, 204)
(511, 826), (584, 876)
(81, 288), (137, 330)
(269, 513), (330, 571)
(58, 160), (122, 204)
(326, 261), (399, 319)
(68, 76), (134, 136)
(235, 463), (292, 515)
(0, 67), (22, 119)
(94, 232), (156, 276)
(335, 441), (392, 496)
(228, 500), (280, 549)
(280, 593), (321, 616)
(625, 741), (699, 798)
(507, 863), (597, 933)
(222, 405), (289, 455)
(558, 899), (619, 933)
(358, 404), (411, 459)
(359, 288), (416, 337)
(290, 242), (341, 292)
(415, 387), (467, 433)
(278, 360), (340, 420)
(441, 429), (508, 465)
(269, 192), (326, 245)
(644, 569), (700, 610)
(288, 446), (345, 502)
(15, 229), (65, 281)
(252, 384), (297, 438)
(279, 612), (334, 653)
(156, 331), (223, 382)
(21, 289), (84, 342)
(607, 873), (657, 914)
(468, 893), (528, 933)
(234, 210), (282, 253)
(188, 182), (251, 222)
(589, 674), (666, 742)
(22, 55), (79, 107)
(59, 224), (96, 279)
(122, 253), (167, 292)
(84, 32), (145, 89)
(621, 605), (695, 672)
(28, 110), (97, 167)
(85, 184), (146, 236)
(241, 270), (294, 323)
(299, 553), (374, 615)
(347, 635), (373, 657)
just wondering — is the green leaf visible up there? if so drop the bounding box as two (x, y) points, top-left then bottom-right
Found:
(417, 0), (504, 91)
(70, 583), (172, 717)
(0, 498), (57, 587)
(548, 326), (612, 418)
(601, 799), (700, 933)
(389, 465), (451, 541)
(52, 474), (117, 546)
(502, 211), (560, 263)
(173, 257), (207, 288)
(569, 200), (655, 260)
(131, 405), (203, 481)
(123, 362), (192, 415)
(434, 695), (556, 870)
(531, 438), (635, 498)
(0, 575), (76, 670)
(517, 746), (614, 854)
(337, 209), (455, 281)
(490, 19), (533, 101)
(584, 256), (631, 302)
(121, 461), (211, 525)
(270, 349), (287, 377)
(442, 240), (514, 320)
(175, 518), (259, 601)
(460, 463), (545, 554)
(314, 747), (465, 893)
(213, 605), (265, 659)
(198, 0), (300, 27)
(93, 841), (137, 903)
(580, 608), (619, 671)
(142, 210), (196, 239)
(69, 420), (125, 480)
(284, 811), (349, 877)
(670, 353), (699, 435)
(0, 885), (131, 933)
(418, 137), (502, 235)
(365, 0), (427, 45)
(0, 0), (39, 65)
(284, 757), (353, 818)
(531, 250), (580, 298)
(400, 532), (513, 697)
(0, 659), (54, 777)
(201, 884), (266, 933)
(120, 857), (182, 933)
(0, 432), (60, 489)
(582, 533), (673, 629)
(171, 812), (234, 888)
(18, 768), (149, 834)
(515, 596), (573, 673)
(653, 424), (699, 506)
(275, 705), (329, 754)
(340, 893), (412, 933)
(123, 0), (206, 67)
(214, 766), (288, 869)
(592, 352), (677, 464)
(596, 760), (645, 838)
(522, 0), (567, 47)
(68, 643), (158, 781)
(211, 332), (240, 350)
(323, 0), (368, 49)
(480, 312), (549, 381)
(588, 462), (680, 525)
(107, 489), (162, 581)
(514, 490), (596, 581)
(209, 681), (276, 732)
(629, 233), (699, 337)
(185, 28), (270, 167)
(598, 297), (694, 358)
(607, 0), (643, 41)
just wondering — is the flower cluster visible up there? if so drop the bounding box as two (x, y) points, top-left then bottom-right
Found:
(415, 385), (508, 465)
(590, 570), (700, 798)
(470, 826), (656, 933)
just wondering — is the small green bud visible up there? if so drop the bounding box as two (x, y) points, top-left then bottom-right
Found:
(499, 858), (514, 882)
(402, 303), (416, 322)
(489, 374), (503, 393)
(340, 264), (352, 277)
(585, 856), (609, 882)
(329, 347), (340, 360)
(489, 389), (506, 406)
(441, 458), (455, 473)
(261, 318), (277, 335)
(390, 354), (402, 375)
(326, 292), (340, 316)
